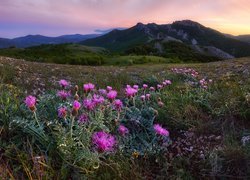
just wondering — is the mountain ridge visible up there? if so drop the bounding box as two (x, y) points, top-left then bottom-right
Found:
(80, 20), (250, 58)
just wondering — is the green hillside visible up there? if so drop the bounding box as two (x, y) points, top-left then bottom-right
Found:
(0, 43), (108, 65)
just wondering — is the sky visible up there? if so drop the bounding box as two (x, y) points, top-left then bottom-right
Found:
(0, 0), (250, 38)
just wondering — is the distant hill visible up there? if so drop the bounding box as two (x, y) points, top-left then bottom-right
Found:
(0, 34), (101, 48)
(81, 20), (250, 58)
(234, 35), (250, 43)
(0, 44), (108, 65)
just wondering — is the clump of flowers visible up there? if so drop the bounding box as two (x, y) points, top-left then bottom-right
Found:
(92, 131), (116, 153)
(154, 124), (169, 136)
(24, 95), (36, 111)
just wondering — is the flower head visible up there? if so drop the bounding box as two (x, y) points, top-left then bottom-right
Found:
(57, 90), (70, 100)
(24, 95), (36, 111)
(92, 131), (116, 152)
(59, 79), (69, 88)
(114, 99), (123, 111)
(98, 89), (107, 95)
(125, 87), (137, 97)
(83, 99), (96, 111)
(157, 84), (163, 90)
(93, 94), (105, 105)
(153, 124), (169, 136)
(106, 86), (112, 91)
(143, 84), (148, 89)
(133, 85), (139, 90)
(146, 94), (151, 100)
(107, 90), (117, 100)
(58, 107), (67, 118)
(78, 114), (89, 124)
(165, 80), (172, 85)
(118, 125), (129, 136)
(149, 87), (155, 91)
(140, 95), (146, 101)
(83, 83), (95, 92)
(73, 100), (81, 110)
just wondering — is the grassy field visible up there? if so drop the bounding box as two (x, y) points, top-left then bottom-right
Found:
(0, 56), (250, 179)
(0, 43), (219, 66)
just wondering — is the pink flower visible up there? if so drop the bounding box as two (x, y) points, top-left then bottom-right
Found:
(107, 90), (117, 100)
(153, 124), (169, 136)
(98, 89), (107, 95)
(143, 84), (148, 89)
(92, 131), (116, 152)
(118, 125), (129, 136)
(93, 94), (105, 105)
(73, 100), (81, 110)
(58, 107), (67, 118)
(126, 85), (131, 88)
(165, 80), (172, 85)
(83, 83), (95, 92)
(157, 84), (163, 89)
(146, 94), (150, 100)
(24, 95), (36, 111)
(57, 90), (70, 100)
(59, 79), (69, 88)
(83, 99), (96, 111)
(149, 87), (155, 91)
(140, 95), (146, 101)
(125, 87), (137, 97)
(133, 85), (139, 90)
(107, 86), (113, 91)
(114, 99), (123, 111)
(162, 82), (167, 86)
(78, 114), (89, 124)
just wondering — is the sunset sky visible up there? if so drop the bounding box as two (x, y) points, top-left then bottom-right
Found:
(1, 0), (250, 38)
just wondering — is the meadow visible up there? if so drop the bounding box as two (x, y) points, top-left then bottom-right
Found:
(0, 56), (250, 179)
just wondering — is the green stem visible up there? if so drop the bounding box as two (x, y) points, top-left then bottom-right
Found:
(70, 116), (75, 139)
(33, 111), (41, 128)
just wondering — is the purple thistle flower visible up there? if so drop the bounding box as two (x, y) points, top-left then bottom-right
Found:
(133, 85), (139, 90)
(59, 79), (69, 88)
(57, 90), (70, 100)
(153, 124), (169, 136)
(58, 107), (67, 118)
(83, 99), (96, 111)
(114, 99), (123, 111)
(106, 86), (113, 91)
(118, 125), (129, 136)
(107, 90), (117, 100)
(24, 95), (36, 111)
(92, 131), (116, 153)
(78, 114), (89, 124)
(83, 83), (95, 92)
(93, 94), (105, 105)
(73, 100), (81, 110)
(140, 95), (146, 101)
(125, 87), (137, 97)
(146, 94), (151, 100)
(143, 84), (148, 89)
(98, 89), (107, 95)
(149, 87), (155, 91)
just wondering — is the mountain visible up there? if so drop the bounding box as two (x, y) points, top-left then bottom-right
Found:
(0, 38), (12, 48)
(81, 20), (250, 58)
(0, 34), (101, 48)
(234, 35), (250, 43)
